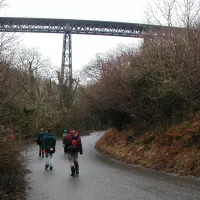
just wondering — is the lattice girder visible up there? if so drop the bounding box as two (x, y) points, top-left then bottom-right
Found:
(0, 17), (168, 37)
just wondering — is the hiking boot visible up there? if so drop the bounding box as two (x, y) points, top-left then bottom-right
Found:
(76, 168), (79, 175)
(74, 161), (79, 175)
(50, 166), (53, 170)
(45, 165), (49, 170)
(71, 167), (75, 177)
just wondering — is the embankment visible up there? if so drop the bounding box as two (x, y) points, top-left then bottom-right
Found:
(0, 137), (29, 200)
(96, 115), (200, 177)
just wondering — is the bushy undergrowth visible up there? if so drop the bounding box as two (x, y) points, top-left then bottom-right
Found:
(0, 136), (28, 200)
(82, 29), (200, 131)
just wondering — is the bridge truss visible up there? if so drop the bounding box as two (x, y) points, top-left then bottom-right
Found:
(0, 17), (163, 92)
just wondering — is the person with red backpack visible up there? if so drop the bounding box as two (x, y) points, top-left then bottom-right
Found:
(64, 129), (83, 176)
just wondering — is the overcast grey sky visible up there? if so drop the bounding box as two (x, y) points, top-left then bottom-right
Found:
(1, 0), (147, 71)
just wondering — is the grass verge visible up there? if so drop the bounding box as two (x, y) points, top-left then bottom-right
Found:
(96, 115), (200, 177)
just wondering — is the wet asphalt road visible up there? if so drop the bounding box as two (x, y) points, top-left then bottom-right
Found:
(26, 132), (200, 200)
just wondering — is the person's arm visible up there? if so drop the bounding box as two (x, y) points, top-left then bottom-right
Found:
(42, 136), (46, 150)
(54, 136), (56, 146)
(79, 139), (83, 154)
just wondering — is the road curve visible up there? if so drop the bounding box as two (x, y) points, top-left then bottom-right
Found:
(26, 132), (200, 200)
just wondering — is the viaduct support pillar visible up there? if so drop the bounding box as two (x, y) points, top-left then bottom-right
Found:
(61, 32), (72, 89)
(60, 32), (72, 106)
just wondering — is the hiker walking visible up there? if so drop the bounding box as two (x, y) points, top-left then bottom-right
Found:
(42, 128), (56, 170)
(64, 129), (83, 176)
(62, 129), (69, 154)
(36, 128), (45, 158)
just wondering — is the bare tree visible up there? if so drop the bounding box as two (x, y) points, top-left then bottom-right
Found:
(8, 47), (55, 131)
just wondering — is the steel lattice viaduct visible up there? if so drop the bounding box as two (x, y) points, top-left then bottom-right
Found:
(0, 17), (179, 88)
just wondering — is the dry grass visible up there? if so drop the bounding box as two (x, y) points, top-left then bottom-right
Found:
(96, 115), (200, 176)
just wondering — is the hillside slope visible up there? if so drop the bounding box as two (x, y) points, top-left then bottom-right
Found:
(96, 115), (200, 177)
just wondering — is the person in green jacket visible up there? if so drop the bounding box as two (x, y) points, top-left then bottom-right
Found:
(36, 128), (45, 158)
(42, 128), (56, 170)
(62, 129), (69, 154)
(62, 129), (68, 142)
